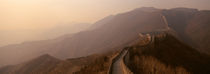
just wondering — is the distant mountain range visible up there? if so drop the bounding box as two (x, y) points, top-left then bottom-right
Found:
(0, 23), (91, 47)
(0, 7), (210, 69)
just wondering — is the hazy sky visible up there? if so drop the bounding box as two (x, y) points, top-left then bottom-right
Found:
(0, 0), (209, 46)
(0, 0), (210, 30)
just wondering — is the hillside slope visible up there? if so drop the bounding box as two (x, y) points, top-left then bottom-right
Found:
(127, 33), (210, 74)
(0, 52), (115, 74)
(162, 8), (210, 54)
(0, 54), (60, 74)
(185, 10), (210, 53)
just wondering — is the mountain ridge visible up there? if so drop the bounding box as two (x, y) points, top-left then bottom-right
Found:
(0, 7), (210, 68)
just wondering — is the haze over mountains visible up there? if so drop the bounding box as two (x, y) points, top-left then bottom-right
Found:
(0, 23), (91, 47)
(0, 7), (210, 71)
(1, 32), (210, 74)
(0, 53), (104, 74)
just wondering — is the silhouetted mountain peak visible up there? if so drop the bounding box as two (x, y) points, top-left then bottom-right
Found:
(170, 7), (198, 12)
(90, 15), (115, 29)
(39, 54), (52, 58)
(23, 54), (61, 66)
(134, 7), (160, 12)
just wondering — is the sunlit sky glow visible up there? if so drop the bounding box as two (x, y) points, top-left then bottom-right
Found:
(0, 0), (210, 30)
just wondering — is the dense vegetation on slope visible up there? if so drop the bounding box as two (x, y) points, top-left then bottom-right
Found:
(74, 50), (120, 74)
(127, 33), (210, 74)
